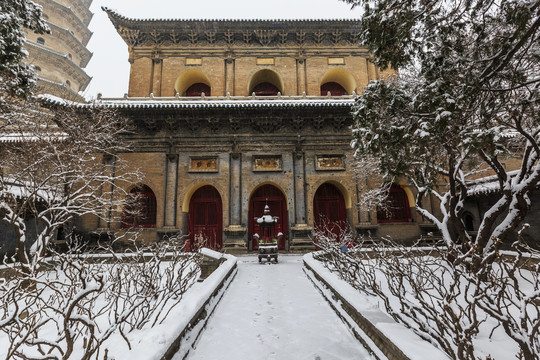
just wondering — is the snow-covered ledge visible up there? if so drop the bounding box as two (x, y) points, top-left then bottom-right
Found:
(106, 252), (237, 360)
(303, 253), (450, 360)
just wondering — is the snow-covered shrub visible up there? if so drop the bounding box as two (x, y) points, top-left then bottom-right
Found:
(0, 236), (201, 360)
(313, 226), (540, 360)
(346, 0), (540, 274)
(0, 99), (142, 275)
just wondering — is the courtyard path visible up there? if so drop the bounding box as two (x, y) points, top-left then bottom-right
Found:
(181, 255), (374, 360)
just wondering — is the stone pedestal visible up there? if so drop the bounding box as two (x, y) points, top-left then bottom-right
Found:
(223, 225), (248, 254)
(289, 224), (315, 252)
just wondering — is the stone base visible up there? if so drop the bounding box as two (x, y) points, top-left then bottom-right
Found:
(289, 224), (315, 252)
(222, 242), (248, 255)
(223, 225), (248, 254)
(289, 238), (316, 253)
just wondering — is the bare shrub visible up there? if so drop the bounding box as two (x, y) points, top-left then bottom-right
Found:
(0, 234), (201, 360)
(313, 225), (540, 360)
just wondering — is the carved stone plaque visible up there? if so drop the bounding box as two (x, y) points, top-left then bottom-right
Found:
(189, 157), (218, 172)
(316, 155), (345, 171)
(328, 57), (345, 65)
(186, 58), (202, 65)
(256, 58), (275, 65)
(253, 156), (282, 171)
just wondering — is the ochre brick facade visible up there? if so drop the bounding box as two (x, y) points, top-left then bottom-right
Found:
(82, 9), (435, 252)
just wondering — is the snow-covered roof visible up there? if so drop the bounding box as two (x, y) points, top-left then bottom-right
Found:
(466, 170), (532, 196)
(41, 94), (356, 110)
(102, 7), (365, 48)
(1, 180), (52, 202)
(102, 7), (360, 23)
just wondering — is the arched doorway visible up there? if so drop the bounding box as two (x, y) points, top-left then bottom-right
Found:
(121, 184), (157, 228)
(188, 185), (223, 251)
(249, 184), (288, 250)
(313, 183), (347, 242)
(377, 184), (411, 223)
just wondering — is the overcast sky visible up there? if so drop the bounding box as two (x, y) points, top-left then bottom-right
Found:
(83, 0), (362, 99)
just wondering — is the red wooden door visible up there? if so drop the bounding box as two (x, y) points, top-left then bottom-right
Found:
(249, 185), (287, 250)
(313, 183), (347, 242)
(188, 186), (222, 251)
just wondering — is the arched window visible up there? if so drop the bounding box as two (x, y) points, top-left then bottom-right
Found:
(248, 69), (283, 96)
(121, 185), (157, 228)
(37, 37), (45, 45)
(34, 66), (41, 72)
(320, 82), (347, 96)
(185, 83), (211, 96)
(251, 82), (280, 96)
(377, 184), (411, 223)
(67, 53), (72, 60)
(65, 80), (71, 88)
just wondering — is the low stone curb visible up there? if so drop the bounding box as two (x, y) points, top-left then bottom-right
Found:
(161, 256), (238, 360)
(303, 255), (450, 360)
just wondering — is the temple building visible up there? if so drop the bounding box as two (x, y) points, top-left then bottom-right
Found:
(74, 8), (442, 252)
(24, 0), (93, 101)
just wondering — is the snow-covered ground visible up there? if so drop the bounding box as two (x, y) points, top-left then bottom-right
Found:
(181, 255), (374, 360)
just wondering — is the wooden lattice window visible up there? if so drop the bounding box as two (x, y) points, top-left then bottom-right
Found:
(121, 185), (157, 228)
(377, 184), (411, 223)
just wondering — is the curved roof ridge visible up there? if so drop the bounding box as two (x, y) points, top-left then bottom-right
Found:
(101, 7), (360, 22)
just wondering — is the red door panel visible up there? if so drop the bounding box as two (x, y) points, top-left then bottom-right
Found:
(249, 185), (287, 250)
(313, 183), (347, 243)
(188, 186), (222, 251)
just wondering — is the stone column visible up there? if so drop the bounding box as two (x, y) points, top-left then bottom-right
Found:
(290, 137), (314, 251)
(366, 58), (379, 82)
(151, 58), (163, 96)
(163, 153), (178, 229)
(97, 154), (116, 233)
(230, 152), (241, 225)
(225, 56), (235, 96)
(223, 146), (247, 253)
(296, 58), (307, 95)
(293, 152), (306, 224)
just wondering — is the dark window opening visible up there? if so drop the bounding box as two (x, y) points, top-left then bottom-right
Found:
(320, 82), (347, 96)
(462, 212), (475, 231)
(251, 82), (280, 96)
(121, 185), (157, 228)
(185, 83), (211, 97)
